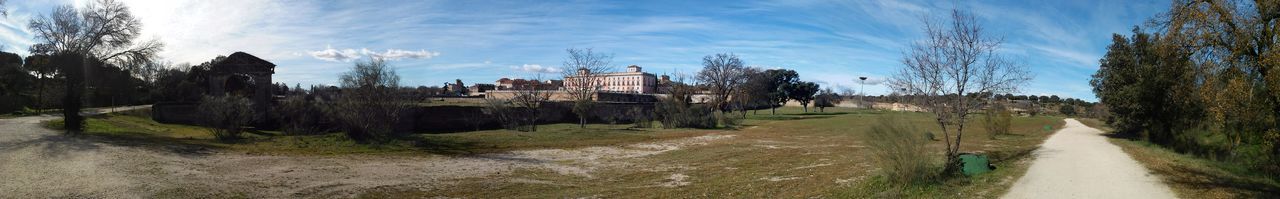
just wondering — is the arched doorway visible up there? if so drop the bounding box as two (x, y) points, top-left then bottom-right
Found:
(223, 74), (256, 97)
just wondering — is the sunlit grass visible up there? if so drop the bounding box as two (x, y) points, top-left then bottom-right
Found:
(41, 108), (719, 156)
(40, 106), (1066, 197)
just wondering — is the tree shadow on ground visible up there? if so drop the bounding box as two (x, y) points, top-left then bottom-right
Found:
(402, 136), (487, 156)
(80, 133), (224, 157)
(986, 147), (1037, 165)
(787, 112), (850, 116)
(1160, 162), (1280, 198)
(0, 134), (103, 159)
(751, 115), (835, 121)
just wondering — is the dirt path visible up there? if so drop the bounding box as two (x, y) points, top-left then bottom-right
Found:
(1003, 119), (1176, 199)
(0, 109), (737, 198)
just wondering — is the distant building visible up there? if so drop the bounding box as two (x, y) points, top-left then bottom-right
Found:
(564, 65), (658, 94)
(469, 83), (495, 94)
(443, 79), (467, 96)
(495, 78), (561, 90)
(656, 74), (674, 94)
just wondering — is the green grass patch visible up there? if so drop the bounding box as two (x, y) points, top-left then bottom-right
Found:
(40, 108), (718, 156)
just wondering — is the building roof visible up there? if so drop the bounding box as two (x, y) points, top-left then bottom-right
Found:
(209, 52), (276, 74)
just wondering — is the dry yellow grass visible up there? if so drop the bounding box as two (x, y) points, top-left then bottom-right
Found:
(44, 107), (1065, 197)
(364, 108), (1064, 198)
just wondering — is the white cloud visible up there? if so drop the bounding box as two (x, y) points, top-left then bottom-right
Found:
(307, 46), (440, 62)
(367, 49), (440, 60)
(308, 46), (363, 62)
(119, 0), (317, 64)
(512, 64), (562, 74)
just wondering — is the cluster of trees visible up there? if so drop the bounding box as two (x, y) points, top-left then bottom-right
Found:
(0, 0), (165, 134)
(1091, 0), (1280, 174)
(534, 48), (831, 130)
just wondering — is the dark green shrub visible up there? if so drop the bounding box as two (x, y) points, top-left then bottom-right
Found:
(629, 107), (653, 129)
(656, 101), (716, 129)
(276, 95), (328, 135)
(198, 95), (254, 141)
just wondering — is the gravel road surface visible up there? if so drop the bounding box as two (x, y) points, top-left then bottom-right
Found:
(1003, 119), (1176, 199)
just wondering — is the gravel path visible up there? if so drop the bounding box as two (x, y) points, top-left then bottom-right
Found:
(0, 106), (153, 198)
(1003, 119), (1176, 199)
(0, 108), (735, 198)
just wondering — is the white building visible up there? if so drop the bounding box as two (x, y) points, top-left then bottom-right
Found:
(563, 65), (658, 94)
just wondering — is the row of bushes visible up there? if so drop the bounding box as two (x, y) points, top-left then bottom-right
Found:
(179, 95), (675, 142)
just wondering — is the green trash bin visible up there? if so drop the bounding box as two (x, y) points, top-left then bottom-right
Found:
(958, 153), (994, 176)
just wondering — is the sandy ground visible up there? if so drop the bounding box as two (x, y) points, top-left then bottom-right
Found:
(0, 109), (737, 198)
(1003, 119), (1176, 199)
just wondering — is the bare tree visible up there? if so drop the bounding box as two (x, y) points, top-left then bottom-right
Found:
(509, 75), (552, 131)
(28, 0), (163, 66)
(889, 9), (1031, 173)
(330, 58), (409, 143)
(560, 48), (615, 128)
(697, 53), (747, 124)
(1, 0), (8, 17)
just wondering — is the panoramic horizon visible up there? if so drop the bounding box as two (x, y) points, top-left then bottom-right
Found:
(0, 0), (1167, 102)
(4, 0), (1279, 198)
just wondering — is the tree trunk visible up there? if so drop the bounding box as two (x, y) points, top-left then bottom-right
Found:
(936, 117), (956, 174)
(35, 78), (44, 111)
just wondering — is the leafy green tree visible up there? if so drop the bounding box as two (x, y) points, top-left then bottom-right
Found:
(762, 69), (798, 114)
(28, 0), (162, 133)
(0, 51), (29, 97)
(786, 81), (819, 112)
(1090, 28), (1200, 144)
(1059, 105), (1077, 116)
(814, 88), (842, 112)
(23, 54), (57, 110)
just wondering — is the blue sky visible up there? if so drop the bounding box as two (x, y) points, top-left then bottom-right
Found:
(0, 0), (1169, 101)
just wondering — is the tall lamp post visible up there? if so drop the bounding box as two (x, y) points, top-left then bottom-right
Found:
(858, 77), (867, 109)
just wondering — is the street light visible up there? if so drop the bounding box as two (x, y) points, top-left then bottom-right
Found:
(858, 77), (867, 109)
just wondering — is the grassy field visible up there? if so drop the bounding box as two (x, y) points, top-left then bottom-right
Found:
(361, 107), (1063, 198)
(1078, 118), (1280, 198)
(42, 108), (721, 156)
(40, 107), (1065, 197)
